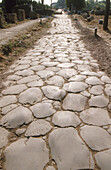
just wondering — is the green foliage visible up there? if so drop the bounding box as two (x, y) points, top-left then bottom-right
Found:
(3, 0), (16, 13)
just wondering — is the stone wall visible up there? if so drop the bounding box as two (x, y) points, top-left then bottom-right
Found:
(6, 13), (17, 23)
(12, 5), (31, 19)
(0, 15), (6, 28)
(17, 9), (25, 21)
(30, 11), (39, 20)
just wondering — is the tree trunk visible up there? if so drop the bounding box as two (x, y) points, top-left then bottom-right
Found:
(41, 0), (44, 5)
(103, 0), (110, 30)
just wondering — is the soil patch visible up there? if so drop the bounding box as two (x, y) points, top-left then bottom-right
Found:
(0, 17), (53, 92)
(72, 16), (111, 78)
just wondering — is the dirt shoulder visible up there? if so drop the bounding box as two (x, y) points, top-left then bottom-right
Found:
(71, 15), (111, 78)
(0, 17), (53, 91)
(0, 18), (47, 46)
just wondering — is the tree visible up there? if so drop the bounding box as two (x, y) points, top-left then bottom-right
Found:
(103, 0), (110, 30)
(66, 0), (85, 11)
(3, 0), (16, 13)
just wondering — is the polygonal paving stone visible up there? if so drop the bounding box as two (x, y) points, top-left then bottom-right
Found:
(49, 128), (94, 170)
(19, 88), (43, 104)
(18, 60), (31, 65)
(0, 127), (9, 148)
(30, 103), (55, 118)
(52, 111), (81, 127)
(58, 63), (74, 68)
(89, 85), (103, 95)
(42, 86), (66, 101)
(0, 106), (33, 128)
(69, 75), (86, 82)
(46, 67), (60, 72)
(15, 70), (34, 76)
(2, 104), (18, 115)
(57, 69), (77, 78)
(14, 65), (29, 71)
(15, 128), (26, 136)
(80, 125), (111, 151)
(86, 77), (104, 85)
(77, 65), (92, 71)
(17, 75), (40, 84)
(42, 62), (58, 67)
(4, 138), (49, 170)
(2, 84), (27, 95)
(81, 71), (98, 76)
(25, 120), (52, 137)
(101, 76), (111, 84)
(95, 149), (111, 170)
(63, 82), (88, 92)
(89, 95), (109, 107)
(0, 95), (17, 108)
(105, 84), (111, 96)
(31, 65), (45, 71)
(37, 70), (55, 79)
(46, 76), (64, 87)
(80, 108), (111, 126)
(27, 79), (44, 87)
(63, 94), (87, 111)
(7, 75), (22, 81)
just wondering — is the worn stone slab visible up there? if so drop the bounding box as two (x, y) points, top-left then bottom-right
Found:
(2, 104), (18, 115)
(105, 84), (111, 96)
(27, 79), (44, 87)
(0, 127), (9, 148)
(49, 128), (94, 170)
(15, 70), (34, 76)
(80, 108), (111, 126)
(31, 65), (45, 71)
(86, 77), (104, 85)
(101, 76), (111, 84)
(69, 75), (86, 82)
(63, 94), (87, 111)
(80, 125), (111, 151)
(63, 82), (88, 92)
(37, 70), (55, 79)
(17, 75), (40, 84)
(4, 138), (49, 170)
(0, 96), (17, 108)
(19, 88), (43, 104)
(42, 62), (58, 67)
(7, 75), (22, 81)
(77, 65), (92, 71)
(2, 84), (27, 95)
(52, 111), (81, 127)
(46, 76), (64, 87)
(58, 63), (74, 68)
(81, 71), (98, 76)
(89, 85), (103, 95)
(0, 106), (33, 128)
(30, 103), (55, 118)
(14, 64), (29, 71)
(57, 69), (77, 78)
(42, 86), (66, 101)
(95, 149), (111, 170)
(89, 95), (109, 107)
(15, 128), (26, 136)
(25, 120), (52, 137)
(108, 126), (111, 134)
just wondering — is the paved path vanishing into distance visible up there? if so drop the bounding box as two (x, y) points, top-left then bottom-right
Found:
(0, 13), (111, 170)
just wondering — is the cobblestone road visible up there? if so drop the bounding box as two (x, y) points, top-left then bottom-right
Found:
(0, 14), (111, 170)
